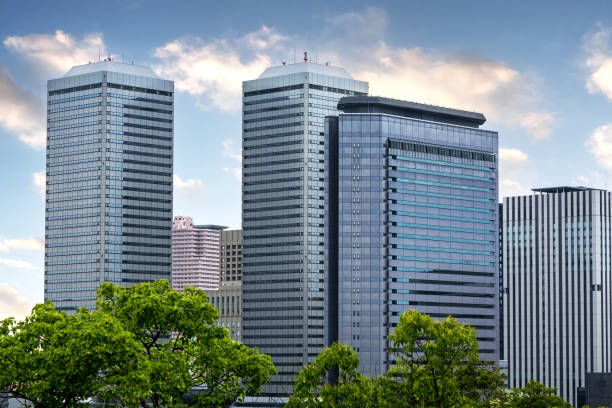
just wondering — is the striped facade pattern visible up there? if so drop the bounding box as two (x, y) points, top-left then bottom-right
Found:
(503, 189), (612, 406)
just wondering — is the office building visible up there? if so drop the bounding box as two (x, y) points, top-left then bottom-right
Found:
(241, 58), (368, 403)
(208, 229), (242, 341)
(172, 216), (226, 291)
(325, 96), (499, 377)
(45, 60), (174, 311)
(502, 187), (612, 406)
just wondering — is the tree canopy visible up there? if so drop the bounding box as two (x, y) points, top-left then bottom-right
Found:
(491, 380), (572, 408)
(0, 303), (139, 408)
(287, 343), (378, 408)
(96, 279), (276, 407)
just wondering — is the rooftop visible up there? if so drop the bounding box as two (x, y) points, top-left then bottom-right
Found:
(337, 96), (487, 128)
(257, 61), (353, 79)
(63, 59), (159, 79)
(193, 225), (228, 231)
(531, 186), (603, 194)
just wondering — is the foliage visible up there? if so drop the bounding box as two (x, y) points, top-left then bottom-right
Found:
(382, 310), (505, 408)
(287, 343), (380, 408)
(0, 303), (140, 408)
(96, 279), (276, 407)
(490, 379), (572, 408)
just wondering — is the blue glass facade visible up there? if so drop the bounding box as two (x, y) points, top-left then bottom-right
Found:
(325, 97), (499, 377)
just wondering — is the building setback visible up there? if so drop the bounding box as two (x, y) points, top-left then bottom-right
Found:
(45, 60), (174, 311)
(171, 216), (226, 291)
(502, 187), (612, 407)
(241, 59), (368, 404)
(325, 96), (500, 377)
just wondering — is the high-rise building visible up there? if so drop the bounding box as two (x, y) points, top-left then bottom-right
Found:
(502, 187), (612, 406)
(325, 96), (500, 377)
(45, 60), (174, 311)
(208, 229), (242, 341)
(241, 59), (368, 403)
(171, 216), (226, 291)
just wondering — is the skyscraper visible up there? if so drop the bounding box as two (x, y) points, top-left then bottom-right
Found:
(502, 187), (612, 406)
(171, 216), (226, 291)
(325, 96), (500, 377)
(45, 60), (174, 311)
(241, 59), (368, 403)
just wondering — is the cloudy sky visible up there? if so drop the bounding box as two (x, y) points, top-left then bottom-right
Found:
(2, 0), (612, 319)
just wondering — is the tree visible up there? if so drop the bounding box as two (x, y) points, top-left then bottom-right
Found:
(491, 380), (572, 408)
(287, 343), (379, 408)
(381, 310), (505, 408)
(0, 303), (140, 408)
(96, 279), (276, 408)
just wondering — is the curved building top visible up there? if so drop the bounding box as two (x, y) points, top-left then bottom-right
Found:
(63, 60), (160, 79)
(338, 96), (486, 128)
(257, 61), (353, 79)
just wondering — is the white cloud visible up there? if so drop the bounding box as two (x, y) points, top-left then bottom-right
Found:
(0, 237), (44, 253)
(223, 167), (242, 182)
(0, 283), (36, 321)
(32, 170), (45, 196)
(584, 24), (612, 100)
(4, 30), (106, 75)
(0, 67), (45, 148)
(0, 257), (37, 270)
(174, 174), (204, 193)
(345, 43), (552, 140)
(586, 124), (612, 173)
(573, 171), (608, 189)
(500, 179), (531, 198)
(222, 139), (241, 161)
(151, 10), (552, 140)
(152, 26), (281, 112)
(499, 148), (528, 164)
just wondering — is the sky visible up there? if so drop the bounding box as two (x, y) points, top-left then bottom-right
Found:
(2, 0), (612, 319)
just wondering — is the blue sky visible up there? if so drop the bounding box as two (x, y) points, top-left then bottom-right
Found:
(2, 0), (612, 318)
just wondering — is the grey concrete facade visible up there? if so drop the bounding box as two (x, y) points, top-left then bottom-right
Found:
(503, 187), (612, 407)
(241, 61), (368, 404)
(44, 60), (173, 311)
(325, 96), (500, 377)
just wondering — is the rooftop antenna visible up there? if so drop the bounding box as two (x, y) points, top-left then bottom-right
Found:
(98, 46), (100, 62)
(303, 51), (308, 62)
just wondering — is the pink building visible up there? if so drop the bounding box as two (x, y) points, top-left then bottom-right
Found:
(172, 216), (226, 291)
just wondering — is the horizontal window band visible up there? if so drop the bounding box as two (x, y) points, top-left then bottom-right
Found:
(390, 199), (493, 214)
(387, 266), (496, 279)
(388, 244), (493, 256)
(390, 300), (495, 308)
(391, 166), (493, 182)
(392, 155), (494, 171)
(391, 177), (493, 192)
(388, 255), (493, 266)
(388, 188), (492, 203)
(390, 222), (494, 235)
(49, 83), (102, 96)
(391, 210), (493, 224)
(389, 289), (495, 298)
(244, 84), (304, 97)
(387, 138), (496, 163)
(388, 233), (494, 245)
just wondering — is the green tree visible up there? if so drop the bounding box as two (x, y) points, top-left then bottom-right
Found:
(491, 379), (572, 408)
(0, 303), (140, 408)
(381, 310), (505, 408)
(287, 343), (379, 408)
(96, 279), (276, 408)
